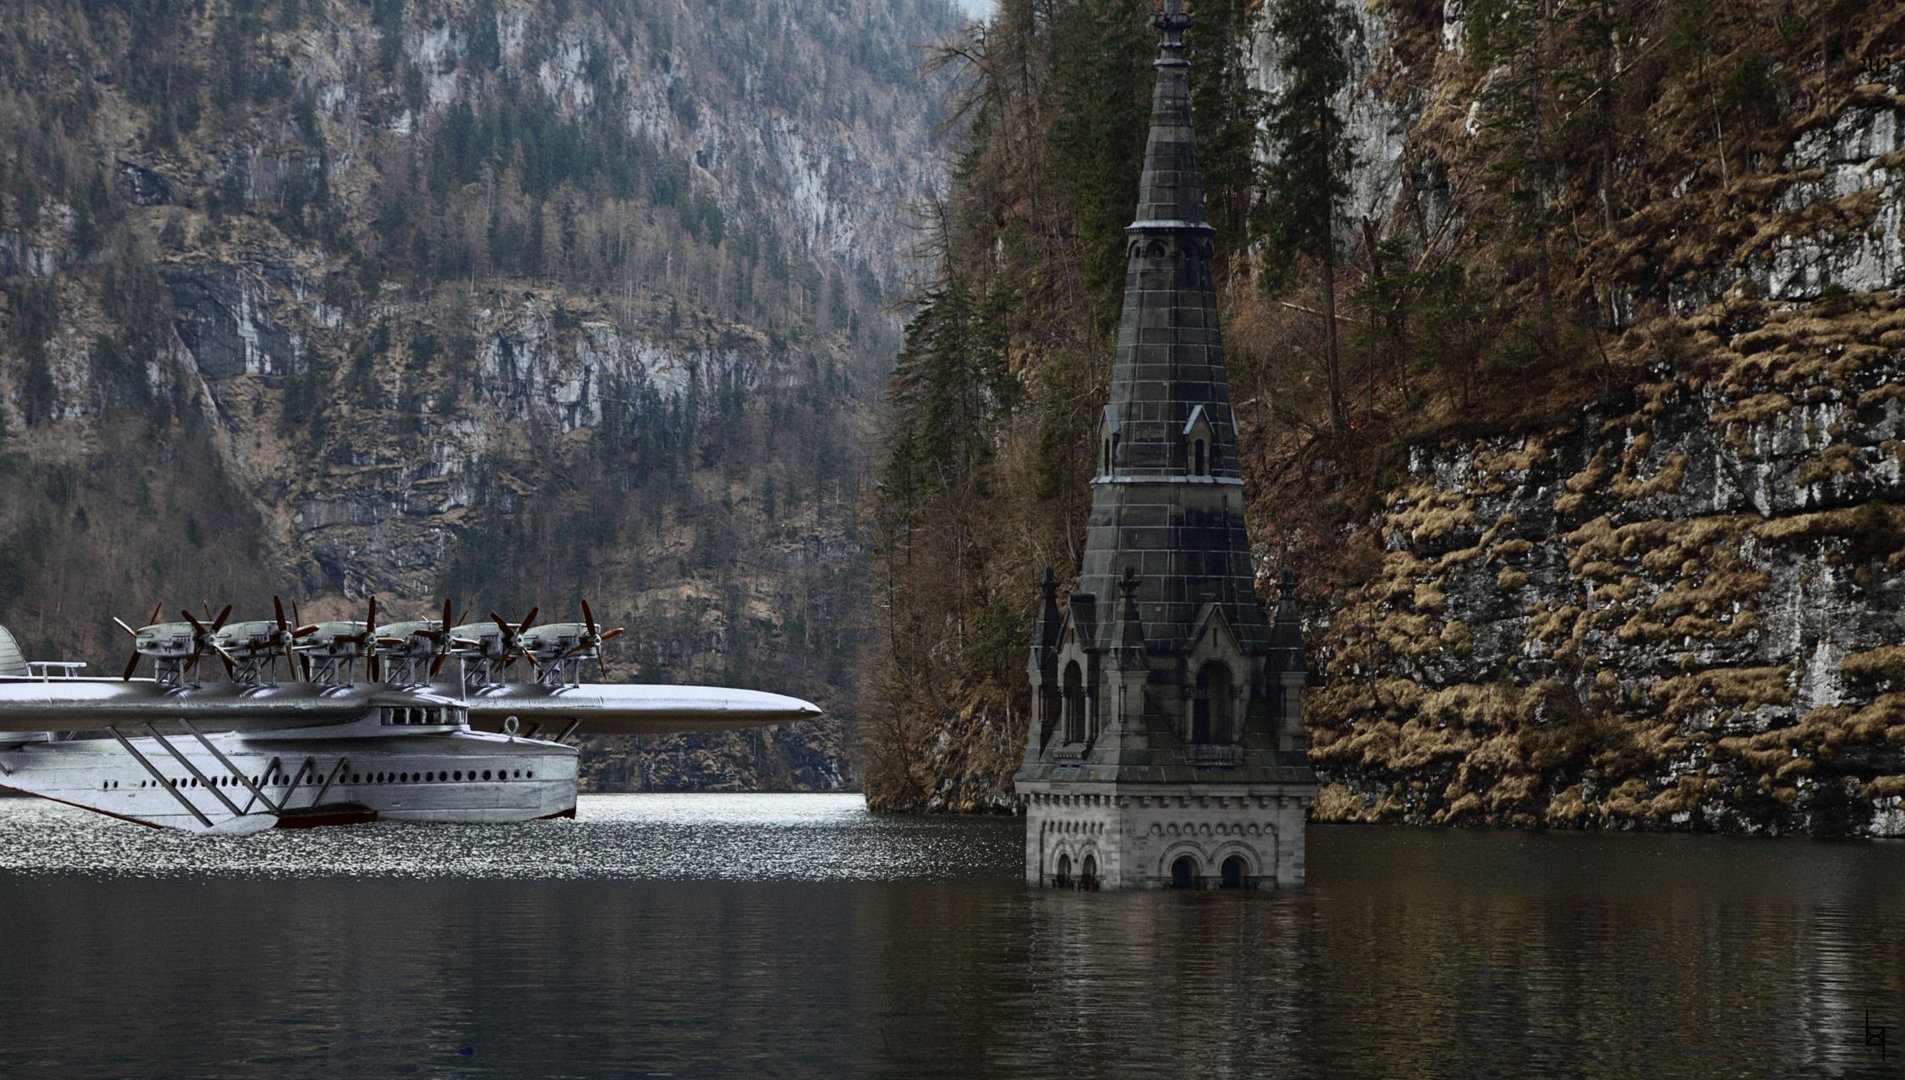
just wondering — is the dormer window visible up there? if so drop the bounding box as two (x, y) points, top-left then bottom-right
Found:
(1100, 404), (1123, 477)
(1183, 405), (1215, 479)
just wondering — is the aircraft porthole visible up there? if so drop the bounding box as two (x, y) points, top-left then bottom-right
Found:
(482, 770), (491, 781)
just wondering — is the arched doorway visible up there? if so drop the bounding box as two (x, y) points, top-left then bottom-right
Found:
(1220, 855), (1247, 889)
(1192, 662), (1233, 743)
(1170, 855), (1198, 890)
(1055, 853), (1072, 889)
(1063, 662), (1085, 743)
(1080, 853), (1098, 891)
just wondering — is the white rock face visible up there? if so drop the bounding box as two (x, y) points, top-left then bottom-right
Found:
(1249, 0), (1414, 226)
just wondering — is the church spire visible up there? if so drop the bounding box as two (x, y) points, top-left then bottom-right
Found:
(1133, 0), (1209, 231)
(1016, 0), (1315, 892)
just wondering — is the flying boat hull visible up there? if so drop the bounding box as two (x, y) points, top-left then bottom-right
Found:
(0, 726), (577, 833)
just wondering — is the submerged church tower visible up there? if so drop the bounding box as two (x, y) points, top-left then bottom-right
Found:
(1015, 0), (1316, 890)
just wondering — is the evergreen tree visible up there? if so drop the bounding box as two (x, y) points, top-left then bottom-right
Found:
(1184, 0), (1263, 280)
(1260, 0), (1358, 441)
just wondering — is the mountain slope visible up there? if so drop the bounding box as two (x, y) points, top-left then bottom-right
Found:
(0, 0), (965, 788)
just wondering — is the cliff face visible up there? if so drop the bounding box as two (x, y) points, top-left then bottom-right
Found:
(862, 0), (1905, 829)
(1298, 4), (1905, 834)
(0, 0), (963, 789)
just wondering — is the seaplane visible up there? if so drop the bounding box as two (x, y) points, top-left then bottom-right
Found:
(0, 597), (822, 834)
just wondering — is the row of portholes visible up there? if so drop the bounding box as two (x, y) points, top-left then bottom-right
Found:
(108, 768), (535, 791)
(349, 768), (533, 785)
(119, 774), (298, 790)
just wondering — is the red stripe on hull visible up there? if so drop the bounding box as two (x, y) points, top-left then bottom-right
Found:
(273, 806), (379, 829)
(0, 782), (169, 830)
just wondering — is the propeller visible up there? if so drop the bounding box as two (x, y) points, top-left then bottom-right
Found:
(116, 603), (162, 681)
(491, 607), (539, 670)
(180, 605), (237, 679)
(349, 596), (380, 682)
(559, 599), (626, 679)
(425, 599), (458, 677)
(271, 595), (318, 681)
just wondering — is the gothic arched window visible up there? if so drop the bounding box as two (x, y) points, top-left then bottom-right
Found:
(1063, 661), (1085, 743)
(1192, 662), (1234, 744)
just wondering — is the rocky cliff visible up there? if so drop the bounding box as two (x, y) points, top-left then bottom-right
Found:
(1295, 3), (1905, 835)
(861, 0), (1905, 832)
(0, 0), (964, 789)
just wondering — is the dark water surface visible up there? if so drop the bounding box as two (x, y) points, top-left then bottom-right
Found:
(0, 794), (1900, 1078)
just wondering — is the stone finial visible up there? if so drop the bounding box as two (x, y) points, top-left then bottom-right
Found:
(1151, 0), (1191, 38)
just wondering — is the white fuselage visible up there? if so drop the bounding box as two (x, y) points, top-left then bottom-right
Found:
(0, 713), (577, 833)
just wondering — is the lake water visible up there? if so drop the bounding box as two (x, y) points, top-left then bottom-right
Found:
(0, 793), (1901, 1078)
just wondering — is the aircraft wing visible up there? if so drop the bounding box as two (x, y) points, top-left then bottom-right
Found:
(461, 683), (824, 735)
(0, 679), (375, 733)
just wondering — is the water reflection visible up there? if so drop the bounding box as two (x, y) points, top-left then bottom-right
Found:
(0, 797), (1900, 1077)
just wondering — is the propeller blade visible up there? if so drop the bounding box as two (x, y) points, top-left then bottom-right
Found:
(490, 612), (511, 636)
(599, 653), (610, 681)
(414, 629), (443, 641)
(210, 604), (232, 632)
(559, 642), (591, 660)
(521, 607), (539, 631)
(148, 603), (163, 626)
(282, 641), (302, 682)
(293, 625), (319, 637)
(212, 645), (238, 678)
(114, 617), (138, 638)
(121, 652), (141, 681)
(442, 599), (453, 630)
(601, 627), (625, 641)
(581, 600), (596, 635)
(274, 596), (288, 631)
(430, 651), (448, 677)
(181, 610), (208, 635)
(520, 648), (542, 672)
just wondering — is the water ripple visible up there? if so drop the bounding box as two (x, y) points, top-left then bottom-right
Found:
(0, 793), (1024, 882)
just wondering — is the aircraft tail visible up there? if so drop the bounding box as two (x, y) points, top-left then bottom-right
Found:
(0, 626), (27, 678)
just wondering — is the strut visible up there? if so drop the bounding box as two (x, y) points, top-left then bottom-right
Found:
(142, 723), (247, 820)
(105, 725), (212, 829)
(180, 718), (280, 814)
